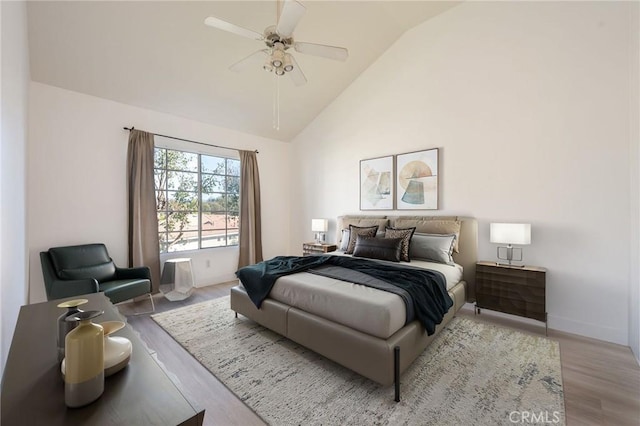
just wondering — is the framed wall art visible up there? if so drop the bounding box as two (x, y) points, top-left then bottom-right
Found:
(396, 148), (439, 210)
(360, 155), (394, 210)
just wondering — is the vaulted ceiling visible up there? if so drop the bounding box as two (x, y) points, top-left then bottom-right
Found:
(27, 1), (459, 142)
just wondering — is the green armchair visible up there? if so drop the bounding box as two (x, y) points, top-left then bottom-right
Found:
(40, 243), (154, 311)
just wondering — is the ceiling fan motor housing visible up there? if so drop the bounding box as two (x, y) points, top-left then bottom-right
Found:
(264, 26), (293, 49)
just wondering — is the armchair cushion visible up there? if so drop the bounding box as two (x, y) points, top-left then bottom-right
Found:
(49, 244), (117, 283)
(100, 279), (151, 305)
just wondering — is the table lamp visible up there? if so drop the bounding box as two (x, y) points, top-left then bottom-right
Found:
(312, 219), (328, 244)
(490, 223), (531, 266)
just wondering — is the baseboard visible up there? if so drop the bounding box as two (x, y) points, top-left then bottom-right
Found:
(195, 273), (237, 288)
(462, 303), (628, 346)
(548, 314), (628, 346)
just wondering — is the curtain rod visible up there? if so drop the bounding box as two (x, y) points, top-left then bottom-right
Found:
(123, 126), (259, 154)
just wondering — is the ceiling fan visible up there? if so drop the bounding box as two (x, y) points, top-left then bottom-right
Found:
(204, 0), (349, 87)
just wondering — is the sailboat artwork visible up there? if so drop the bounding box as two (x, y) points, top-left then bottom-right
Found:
(396, 148), (439, 210)
(360, 156), (394, 210)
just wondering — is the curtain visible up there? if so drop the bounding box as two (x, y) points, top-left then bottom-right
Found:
(127, 129), (161, 292)
(238, 150), (263, 268)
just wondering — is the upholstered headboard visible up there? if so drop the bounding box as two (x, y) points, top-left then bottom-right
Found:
(335, 215), (477, 294)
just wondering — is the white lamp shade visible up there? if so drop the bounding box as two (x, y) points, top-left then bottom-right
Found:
(490, 223), (531, 245)
(311, 219), (328, 233)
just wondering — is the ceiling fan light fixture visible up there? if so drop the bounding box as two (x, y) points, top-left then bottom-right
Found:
(271, 50), (284, 68)
(283, 53), (294, 72)
(275, 67), (285, 76)
(263, 56), (274, 72)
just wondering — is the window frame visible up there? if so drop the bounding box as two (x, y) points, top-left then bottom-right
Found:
(154, 145), (240, 254)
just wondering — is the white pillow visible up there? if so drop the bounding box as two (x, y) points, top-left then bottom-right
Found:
(339, 229), (350, 251)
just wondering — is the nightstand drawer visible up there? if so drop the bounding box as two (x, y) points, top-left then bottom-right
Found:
(476, 266), (545, 288)
(476, 281), (545, 304)
(476, 294), (546, 321)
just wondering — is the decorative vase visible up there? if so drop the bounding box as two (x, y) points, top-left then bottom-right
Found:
(56, 299), (88, 361)
(64, 310), (105, 408)
(101, 321), (132, 376)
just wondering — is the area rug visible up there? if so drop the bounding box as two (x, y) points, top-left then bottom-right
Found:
(152, 297), (565, 425)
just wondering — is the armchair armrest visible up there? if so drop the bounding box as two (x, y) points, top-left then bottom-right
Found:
(49, 278), (99, 300)
(115, 266), (151, 281)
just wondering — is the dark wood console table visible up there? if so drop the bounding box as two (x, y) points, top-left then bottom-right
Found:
(1, 293), (204, 425)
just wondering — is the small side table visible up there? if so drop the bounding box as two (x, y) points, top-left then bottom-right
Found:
(302, 242), (337, 256)
(475, 261), (547, 334)
(160, 258), (195, 301)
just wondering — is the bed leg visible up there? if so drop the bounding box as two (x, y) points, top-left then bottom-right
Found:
(235, 311), (238, 318)
(394, 346), (400, 402)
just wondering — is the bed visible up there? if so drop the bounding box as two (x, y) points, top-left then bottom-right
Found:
(230, 215), (477, 401)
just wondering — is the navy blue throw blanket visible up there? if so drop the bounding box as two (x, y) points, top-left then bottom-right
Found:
(236, 255), (453, 335)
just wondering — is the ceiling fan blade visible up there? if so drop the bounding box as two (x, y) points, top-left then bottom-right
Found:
(288, 55), (307, 86)
(229, 49), (269, 72)
(294, 42), (348, 61)
(204, 16), (264, 41)
(276, 0), (306, 38)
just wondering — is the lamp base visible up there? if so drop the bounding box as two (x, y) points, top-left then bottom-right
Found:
(496, 245), (524, 266)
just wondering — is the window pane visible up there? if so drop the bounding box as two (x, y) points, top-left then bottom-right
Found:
(227, 213), (239, 228)
(227, 195), (238, 214)
(166, 212), (199, 232)
(202, 193), (226, 212)
(201, 173), (225, 193)
(227, 229), (239, 246)
(167, 191), (197, 211)
(166, 150), (198, 172)
(154, 148), (166, 169)
(159, 233), (168, 253)
(227, 159), (240, 176)
(201, 155), (225, 174)
(202, 229), (228, 248)
(167, 171), (197, 191)
(201, 213), (226, 230)
(227, 176), (240, 194)
(167, 231), (199, 252)
(157, 212), (168, 232)
(156, 190), (168, 211)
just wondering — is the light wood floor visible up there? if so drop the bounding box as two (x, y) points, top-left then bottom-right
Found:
(120, 282), (640, 426)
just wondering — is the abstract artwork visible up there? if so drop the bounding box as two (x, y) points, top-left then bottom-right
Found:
(360, 156), (394, 210)
(396, 148), (438, 210)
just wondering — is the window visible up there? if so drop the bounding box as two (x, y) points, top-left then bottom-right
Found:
(154, 147), (240, 253)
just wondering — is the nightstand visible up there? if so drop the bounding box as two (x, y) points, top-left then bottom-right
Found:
(475, 261), (547, 334)
(302, 242), (337, 256)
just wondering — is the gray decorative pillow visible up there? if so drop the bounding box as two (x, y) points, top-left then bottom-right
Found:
(353, 236), (403, 262)
(409, 233), (457, 264)
(346, 225), (379, 254)
(339, 229), (350, 251)
(384, 227), (416, 262)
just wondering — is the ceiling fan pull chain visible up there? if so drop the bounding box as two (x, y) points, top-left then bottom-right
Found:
(273, 74), (280, 130)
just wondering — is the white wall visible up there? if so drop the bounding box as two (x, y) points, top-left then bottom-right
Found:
(28, 83), (291, 303)
(291, 1), (638, 345)
(630, 2), (640, 362)
(0, 0), (30, 376)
